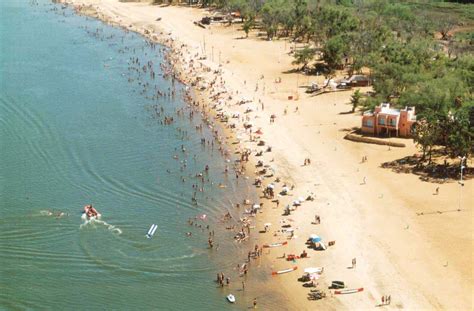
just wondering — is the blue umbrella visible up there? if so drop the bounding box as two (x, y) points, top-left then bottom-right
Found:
(311, 236), (322, 243)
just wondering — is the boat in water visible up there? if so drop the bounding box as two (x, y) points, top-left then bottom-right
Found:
(83, 204), (101, 219)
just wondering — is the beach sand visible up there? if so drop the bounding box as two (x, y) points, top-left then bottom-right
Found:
(62, 1), (473, 309)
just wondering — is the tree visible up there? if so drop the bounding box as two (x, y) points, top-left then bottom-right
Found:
(322, 35), (349, 70)
(412, 115), (440, 164)
(260, 0), (284, 40)
(446, 107), (473, 158)
(292, 46), (315, 71)
(351, 89), (361, 112)
(242, 17), (254, 38)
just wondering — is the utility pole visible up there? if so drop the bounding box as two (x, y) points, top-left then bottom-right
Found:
(458, 156), (466, 210)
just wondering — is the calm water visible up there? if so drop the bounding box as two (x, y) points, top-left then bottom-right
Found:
(0, 1), (260, 309)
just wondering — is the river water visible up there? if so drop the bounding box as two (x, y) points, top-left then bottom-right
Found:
(0, 1), (263, 309)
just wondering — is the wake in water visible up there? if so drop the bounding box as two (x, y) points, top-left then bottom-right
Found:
(80, 213), (122, 235)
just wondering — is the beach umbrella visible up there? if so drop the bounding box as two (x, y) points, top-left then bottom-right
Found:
(267, 184), (275, 189)
(281, 187), (289, 193)
(253, 204), (261, 209)
(309, 234), (319, 239)
(293, 200), (301, 206)
(311, 236), (321, 243)
(298, 196), (305, 202)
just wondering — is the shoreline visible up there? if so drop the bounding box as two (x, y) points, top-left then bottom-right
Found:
(59, 1), (472, 310)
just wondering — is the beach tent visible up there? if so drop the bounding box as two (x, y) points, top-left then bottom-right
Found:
(304, 267), (323, 274)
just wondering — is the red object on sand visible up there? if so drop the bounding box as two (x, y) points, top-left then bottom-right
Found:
(272, 266), (298, 275)
(286, 255), (310, 261)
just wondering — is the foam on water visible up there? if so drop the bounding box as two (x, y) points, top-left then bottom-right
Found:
(80, 213), (122, 235)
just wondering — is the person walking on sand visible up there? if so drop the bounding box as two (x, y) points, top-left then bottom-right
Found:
(253, 298), (257, 308)
(352, 258), (356, 268)
(362, 176), (366, 185)
(242, 281), (245, 291)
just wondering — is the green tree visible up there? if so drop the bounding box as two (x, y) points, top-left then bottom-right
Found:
(292, 46), (316, 71)
(242, 17), (254, 38)
(446, 106), (474, 158)
(413, 113), (440, 164)
(351, 89), (361, 112)
(322, 35), (349, 70)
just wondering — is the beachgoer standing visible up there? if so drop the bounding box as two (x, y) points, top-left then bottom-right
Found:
(253, 298), (257, 309)
(352, 258), (357, 268)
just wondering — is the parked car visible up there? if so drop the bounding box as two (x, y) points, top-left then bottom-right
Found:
(341, 75), (371, 87)
(336, 82), (351, 90)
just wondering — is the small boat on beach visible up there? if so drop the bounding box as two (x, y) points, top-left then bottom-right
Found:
(334, 287), (364, 295)
(263, 241), (288, 248)
(226, 294), (236, 303)
(272, 266), (297, 275)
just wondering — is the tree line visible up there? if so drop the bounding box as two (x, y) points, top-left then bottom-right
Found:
(161, 0), (473, 164)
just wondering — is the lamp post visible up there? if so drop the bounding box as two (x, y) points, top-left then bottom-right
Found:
(458, 156), (466, 210)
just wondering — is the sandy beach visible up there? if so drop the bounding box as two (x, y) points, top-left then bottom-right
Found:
(62, 1), (473, 309)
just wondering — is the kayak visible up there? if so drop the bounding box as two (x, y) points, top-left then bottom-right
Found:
(226, 294), (236, 303)
(334, 287), (364, 295)
(272, 266), (297, 275)
(263, 241), (288, 248)
(146, 224), (158, 238)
